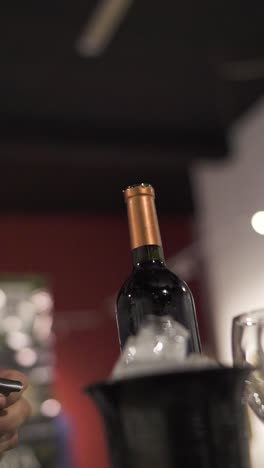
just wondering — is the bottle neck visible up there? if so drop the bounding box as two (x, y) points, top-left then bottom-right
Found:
(132, 244), (165, 267)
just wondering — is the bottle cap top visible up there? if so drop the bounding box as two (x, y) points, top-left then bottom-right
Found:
(123, 183), (155, 202)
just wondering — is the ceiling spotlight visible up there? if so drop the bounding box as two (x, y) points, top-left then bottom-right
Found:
(40, 399), (62, 418)
(251, 211), (264, 235)
(76, 0), (133, 57)
(15, 347), (38, 367)
(6, 332), (31, 351)
(31, 290), (53, 313)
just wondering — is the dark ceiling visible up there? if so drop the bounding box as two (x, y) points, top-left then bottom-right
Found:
(0, 0), (264, 213)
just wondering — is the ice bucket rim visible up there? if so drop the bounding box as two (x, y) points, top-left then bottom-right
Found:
(84, 365), (250, 396)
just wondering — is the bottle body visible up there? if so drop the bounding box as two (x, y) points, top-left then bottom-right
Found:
(116, 184), (201, 352)
(116, 246), (201, 352)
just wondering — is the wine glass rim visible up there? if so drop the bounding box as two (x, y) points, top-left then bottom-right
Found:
(233, 308), (264, 326)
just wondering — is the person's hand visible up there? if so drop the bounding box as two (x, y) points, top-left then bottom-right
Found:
(0, 369), (31, 457)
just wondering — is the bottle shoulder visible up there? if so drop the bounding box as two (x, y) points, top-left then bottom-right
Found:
(117, 264), (190, 297)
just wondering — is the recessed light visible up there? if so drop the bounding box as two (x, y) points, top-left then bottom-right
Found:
(251, 211), (264, 235)
(76, 0), (133, 57)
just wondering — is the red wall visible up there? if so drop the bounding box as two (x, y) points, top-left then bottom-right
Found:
(0, 214), (203, 468)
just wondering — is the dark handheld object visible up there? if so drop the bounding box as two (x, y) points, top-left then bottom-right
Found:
(0, 378), (23, 395)
(85, 367), (250, 468)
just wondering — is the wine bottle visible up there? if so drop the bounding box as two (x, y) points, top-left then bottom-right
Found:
(116, 183), (201, 352)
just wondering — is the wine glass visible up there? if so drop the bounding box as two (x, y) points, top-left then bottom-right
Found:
(232, 310), (264, 421)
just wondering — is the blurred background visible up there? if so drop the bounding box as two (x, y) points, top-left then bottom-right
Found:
(1, 0), (264, 467)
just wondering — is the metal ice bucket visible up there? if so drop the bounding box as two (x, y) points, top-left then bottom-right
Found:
(85, 367), (250, 468)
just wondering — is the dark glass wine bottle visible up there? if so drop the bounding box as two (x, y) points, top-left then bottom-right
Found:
(116, 183), (201, 352)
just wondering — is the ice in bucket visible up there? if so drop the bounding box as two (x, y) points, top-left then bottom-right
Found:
(112, 315), (217, 379)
